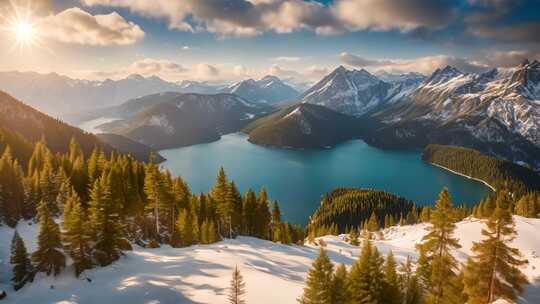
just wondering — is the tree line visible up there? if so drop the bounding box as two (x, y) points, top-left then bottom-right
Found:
(422, 144), (540, 196)
(1, 136), (302, 291)
(299, 188), (529, 304)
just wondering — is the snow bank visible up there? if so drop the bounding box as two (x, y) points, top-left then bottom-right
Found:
(0, 216), (539, 303)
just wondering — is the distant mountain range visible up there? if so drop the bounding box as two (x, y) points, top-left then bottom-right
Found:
(244, 103), (360, 148)
(368, 59), (540, 169)
(0, 72), (186, 117)
(223, 75), (300, 104)
(96, 93), (270, 149)
(0, 71), (298, 118)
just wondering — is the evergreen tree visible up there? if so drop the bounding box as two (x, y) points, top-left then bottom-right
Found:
(242, 189), (258, 235)
(330, 263), (348, 304)
(384, 251), (402, 304)
(32, 200), (65, 276)
(256, 188), (271, 239)
(10, 231), (33, 290)
(88, 177), (124, 266)
(367, 211), (379, 232)
(464, 191), (528, 303)
(228, 265), (246, 304)
(400, 256), (422, 304)
(417, 188), (461, 304)
(175, 208), (195, 247)
(144, 154), (164, 240)
(62, 190), (93, 277)
(347, 235), (384, 303)
(298, 248), (334, 304)
(208, 220), (219, 244)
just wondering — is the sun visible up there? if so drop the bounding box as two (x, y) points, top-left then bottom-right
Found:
(1, 2), (42, 50)
(13, 20), (35, 44)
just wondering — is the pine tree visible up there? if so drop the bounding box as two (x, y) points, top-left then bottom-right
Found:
(228, 265), (246, 304)
(88, 177), (124, 266)
(62, 190), (93, 277)
(32, 200), (66, 276)
(256, 188), (271, 239)
(417, 188), (461, 304)
(384, 251), (402, 304)
(367, 211), (379, 232)
(208, 220), (219, 244)
(330, 263), (348, 304)
(242, 189), (258, 235)
(175, 208), (195, 247)
(400, 256), (422, 304)
(298, 247), (334, 304)
(347, 234), (384, 303)
(11, 231), (33, 290)
(464, 191), (528, 303)
(144, 154), (163, 240)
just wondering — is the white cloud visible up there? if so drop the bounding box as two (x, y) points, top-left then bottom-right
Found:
(82, 0), (456, 37)
(272, 56), (301, 62)
(334, 0), (456, 32)
(39, 7), (144, 46)
(339, 52), (489, 74)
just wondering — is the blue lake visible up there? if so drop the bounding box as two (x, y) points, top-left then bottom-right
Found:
(160, 133), (491, 224)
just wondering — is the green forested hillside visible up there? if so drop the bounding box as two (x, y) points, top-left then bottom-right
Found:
(0, 90), (112, 157)
(245, 103), (361, 148)
(422, 144), (540, 195)
(307, 188), (416, 235)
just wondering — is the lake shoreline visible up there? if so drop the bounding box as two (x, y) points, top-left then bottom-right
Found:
(428, 162), (496, 192)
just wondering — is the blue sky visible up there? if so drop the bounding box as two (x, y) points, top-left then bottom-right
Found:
(0, 0), (539, 84)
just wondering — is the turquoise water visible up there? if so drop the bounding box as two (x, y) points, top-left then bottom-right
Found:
(160, 133), (491, 225)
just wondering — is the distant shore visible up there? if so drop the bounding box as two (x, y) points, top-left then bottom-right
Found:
(429, 162), (496, 192)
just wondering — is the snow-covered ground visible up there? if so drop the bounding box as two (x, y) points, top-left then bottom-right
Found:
(1, 216), (539, 303)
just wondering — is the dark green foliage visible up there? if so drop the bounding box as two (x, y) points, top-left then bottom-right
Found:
(384, 251), (402, 304)
(89, 177), (125, 266)
(246, 103), (361, 149)
(10, 231), (33, 290)
(308, 188), (416, 236)
(347, 235), (385, 303)
(400, 256), (423, 304)
(417, 188), (461, 304)
(423, 144), (540, 195)
(298, 248), (334, 304)
(62, 190), (93, 277)
(464, 191), (528, 303)
(32, 200), (65, 276)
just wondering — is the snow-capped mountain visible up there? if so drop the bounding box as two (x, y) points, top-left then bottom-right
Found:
(370, 60), (540, 169)
(97, 93), (269, 149)
(0, 71), (188, 117)
(177, 80), (227, 94)
(223, 75), (299, 104)
(300, 66), (424, 116)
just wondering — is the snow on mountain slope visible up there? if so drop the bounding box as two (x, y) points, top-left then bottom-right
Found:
(224, 75), (299, 104)
(1, 216), (539, 303)
(301, 66), (423, 116)
(372, 60), (540, 169)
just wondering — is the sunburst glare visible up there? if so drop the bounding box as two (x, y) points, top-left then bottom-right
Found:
(1, 0), (42, 50)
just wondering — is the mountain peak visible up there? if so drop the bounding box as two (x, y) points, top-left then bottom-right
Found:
(260, 75), (281, 82)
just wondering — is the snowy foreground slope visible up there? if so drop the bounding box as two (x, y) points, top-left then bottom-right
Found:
(1, 216), (539, 304)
